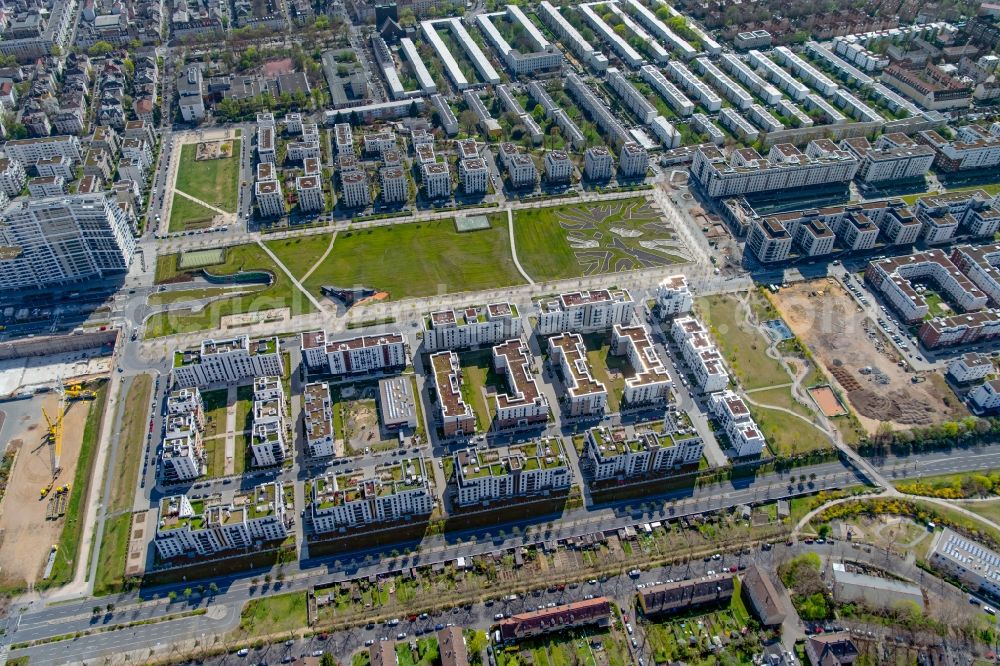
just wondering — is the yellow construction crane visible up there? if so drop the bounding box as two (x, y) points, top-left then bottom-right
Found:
(39, 387), (65, 499)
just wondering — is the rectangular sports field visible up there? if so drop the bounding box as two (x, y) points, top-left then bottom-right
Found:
(298, 218), (525, 301)
(174, 139), (242, 213)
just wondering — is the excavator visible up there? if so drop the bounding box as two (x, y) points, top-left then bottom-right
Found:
(64, 383), (96, 401)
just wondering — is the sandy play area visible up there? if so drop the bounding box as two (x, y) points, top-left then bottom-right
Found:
(772, 279), (965, 433)
(0, 393), (91, 586)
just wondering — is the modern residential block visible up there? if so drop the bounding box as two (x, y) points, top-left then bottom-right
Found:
(309, 458), (434, 533)
(301, 331), (408, 376)
(0, 194), (136, 291)
(548, 332), (607, 417)
(454, 438), (571, 506)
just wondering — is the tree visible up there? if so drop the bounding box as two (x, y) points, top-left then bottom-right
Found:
(459, 109), (479, 136)
(817, 523), (831, 539)
(88, 41), (115, 57)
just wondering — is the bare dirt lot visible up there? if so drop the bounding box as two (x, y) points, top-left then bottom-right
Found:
(772, 279), (966, 434)
(0, 394), (89, 586)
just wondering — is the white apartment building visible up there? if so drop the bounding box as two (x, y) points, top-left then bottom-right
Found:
(607, 68), (657, 123)
(454, 439), (571, 506)
(167, 388), (205, 422)
(422, 162), (451, 199)
(161, 431), (204, 483)
(154, 483), (291, 559)
(0, 194), (135, 291)
(710, 390), (766, 457)
(544, 151), (573, 183)
(915, 190), (1000, 242)
(430, 351), (477, 438)
(640, 64), (695, 116)
(341, 171), (370, 208)
(656, 275), (693, 316)
(296, 175), (325, 212)
(535, 289), (635, 335)
(363, 131), (397, 156)
(548, 332), (607, 417)
(499, 143), (538, 189)
(303, 382), (335, 458)
(0, 158), (26, 196)
(919, 124), (1000, 173)
(424, 302), (522, 351)
(380, 166), (408, 203)
(586, 420), (703, 482)
(671, 316), (730, 392)
(28, 175), (65, 197)
(947, 353), (993, 383)
(3, 135), (82, 166)
(951, 244), (1000, 305)
(301, 330), (408, 376)
(255, 178), (284, 217)
(492, 338), (549, 429)
(250, 376), (288, 467)
(257, 125), (276, 164)
(584, 146), (614, 181)
(161, 394), (206, 483)
(334, 123), (354, 154)
(309, 458), (434, 533)
(612, 324), (672, 406)
(35, 155), (74, 181)
(971, 379), (1000, 411)
(691, 143), (860, 198)
(865, 250), (988, 323)
(460, 158), (489, 194)
(171, 336), (283, 388)
(618, 142), (649, 178)
(840, 135), (935, 184)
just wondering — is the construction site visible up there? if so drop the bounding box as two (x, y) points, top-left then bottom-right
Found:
(771, 279), (966, 434)
(0, 383), (98, 588)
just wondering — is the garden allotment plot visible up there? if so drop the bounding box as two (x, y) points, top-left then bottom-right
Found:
(513, 198), (689, 282)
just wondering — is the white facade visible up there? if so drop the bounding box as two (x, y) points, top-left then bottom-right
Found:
(460, 158), (489, 194)
(691, 143), (859, 198)
(380, 166), (408, 203)
(656, 275), (693, 316)
(618, 142), (648, 178)
(544, 151), (573, 183)
(154, 484), (291, 559)
(303, 382), (335, 458)
(671, 316), (730, 392)
(422, 162), (451, 199)
(971, 380), (1000, 411)
(3, 135), (82, 166)
(0, 158), (26, 196)
(0, 194), (135, 291)
(255, 179), (284, 217)
(296, 175), (325, 212)
(309, 458), (434, 532)
(548, 332), (607, 417)
(710, 390), (766, 457)
(302, 331), (408, 376)
(947, 353), (993, 383)
(171, 336), (283, 388)
(535, 289), (635, 335)
(454, 439), (571, 506)
(341, 171), (370, 208)
(424, 302), (522, 351)
(584, 146), (614, 181)
(613, 324), (672, 406)
(586, 421), (703, 482)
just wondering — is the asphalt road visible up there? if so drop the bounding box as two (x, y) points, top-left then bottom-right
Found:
(12, 441), (1000, 663)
